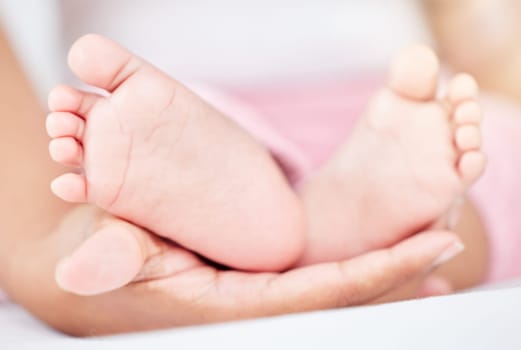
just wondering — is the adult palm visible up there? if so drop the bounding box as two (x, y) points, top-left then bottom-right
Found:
(9, 206), (460, 336)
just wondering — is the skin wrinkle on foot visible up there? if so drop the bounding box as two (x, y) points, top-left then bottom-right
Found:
(45, 36), (485, 295)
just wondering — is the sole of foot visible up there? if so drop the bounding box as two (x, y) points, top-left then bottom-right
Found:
(47, 34), (305, 272)
(299, 45), (485, 265)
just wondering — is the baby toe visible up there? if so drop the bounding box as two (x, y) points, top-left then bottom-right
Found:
(455, 124), (482, 151)
(49, 137), (83, 166)
(453, 100), (482, 125)
(46, 112), (85, 140)
(51, 173), (87, 203)
(447, 73), (478, 104)
(458, 151), (486, 187)
(68, 34), (143, 93)
(388, 45), (440, 101)
(48, 84), (101, 117)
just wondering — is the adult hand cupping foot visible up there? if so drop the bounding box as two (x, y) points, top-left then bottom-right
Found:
(5, 205), (463, 336)
(0, 27), (464, 337)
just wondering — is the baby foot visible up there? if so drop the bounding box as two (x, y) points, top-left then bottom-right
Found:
(47, 34), (305, 271)
(299, 45), (485, 265)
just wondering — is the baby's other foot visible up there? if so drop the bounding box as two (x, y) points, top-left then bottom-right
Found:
(300, 45), (485, 265)
(47, 34), (304, 271)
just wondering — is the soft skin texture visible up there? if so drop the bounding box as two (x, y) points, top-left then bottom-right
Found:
(7, 205), (463, 336)
(47, 34), (305, 272)
(47, 36), (485, 272)
(0, 28), (479, 336)
(299, 45), (485, 264)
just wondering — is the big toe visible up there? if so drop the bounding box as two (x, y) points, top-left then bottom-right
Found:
(388, 45), (440, 101)
(68, 34), (142, 92)
(447, 73), (479, 104)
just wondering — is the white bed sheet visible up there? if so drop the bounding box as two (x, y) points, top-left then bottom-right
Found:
(2, 284), (521, 350)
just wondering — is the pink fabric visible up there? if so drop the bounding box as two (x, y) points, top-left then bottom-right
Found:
(469, 95), (521, 283)
(191, 75), (385, 184)
(205, 78), (521, 284)
(229, 76), (384, 172)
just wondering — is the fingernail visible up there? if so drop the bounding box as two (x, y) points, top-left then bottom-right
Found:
(431, 241), (465, 269)
(54, 257), (72, 292)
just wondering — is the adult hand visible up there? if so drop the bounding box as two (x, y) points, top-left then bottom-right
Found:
(8, 205), (462, 336)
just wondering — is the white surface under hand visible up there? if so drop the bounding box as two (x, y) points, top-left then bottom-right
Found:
(2, 285), (521, 350)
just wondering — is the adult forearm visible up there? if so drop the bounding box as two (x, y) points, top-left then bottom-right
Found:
(423, 0), (521, 101)
(0, 27), (69, 291)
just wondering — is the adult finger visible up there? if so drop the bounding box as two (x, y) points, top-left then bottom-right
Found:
(54, 213), (201, 296)
(216, 230), (463, 319)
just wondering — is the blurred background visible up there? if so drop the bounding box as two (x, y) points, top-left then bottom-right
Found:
(1, 0), (521, 103)
(1, 0), (521, 166)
